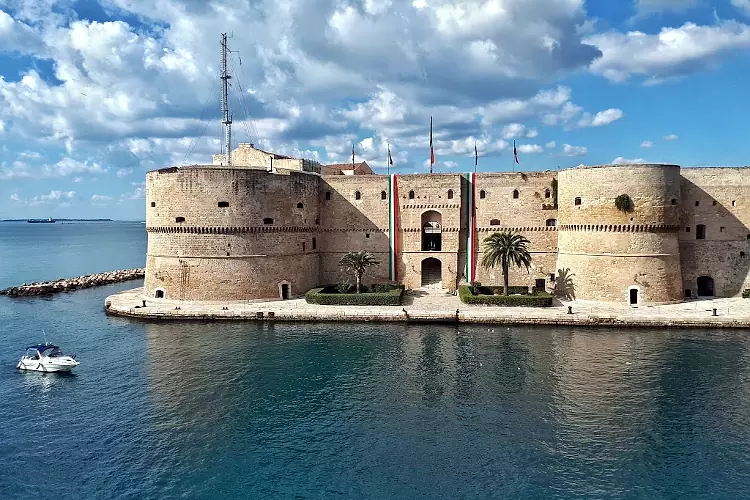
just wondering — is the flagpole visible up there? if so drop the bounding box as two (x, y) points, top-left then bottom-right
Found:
(387, 143), (390, 176)
(474, 141), (478, 173)
(429, 116), (434, 174)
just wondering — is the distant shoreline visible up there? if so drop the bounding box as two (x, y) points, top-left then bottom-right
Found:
(0, 219), (143, 223)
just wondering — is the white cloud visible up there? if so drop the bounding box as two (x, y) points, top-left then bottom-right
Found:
(10, 190), (77, 206)
(732, 0), (750, 16)
(663, 133), (679, 140)
(586, 21), (750, 84)
(120, 181), (145, 201)
(0, 157), (106, 180)
(641, 140), (655, 148)
(612, 156), (647, 164)
(517, 144), (543, 154)
(634, 0), (701, 16)
(91, 194), (113, 202)
(545, 141), (556, 149)
(577, 108), (624, 128)
(561, 144), (588, 156)
(116, 168), (134, 178)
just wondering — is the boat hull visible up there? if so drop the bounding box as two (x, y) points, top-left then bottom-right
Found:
(17, 359), (79, 372)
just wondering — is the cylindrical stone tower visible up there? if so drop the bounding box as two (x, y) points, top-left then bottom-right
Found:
(556, 164), (684, 304)
(144, 166), (320, 301)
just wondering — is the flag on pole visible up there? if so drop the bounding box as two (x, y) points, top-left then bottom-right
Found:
(429, 116), (434, 173)
(352, 143), (355, 168)
(474, 142), (478, 172)
(387, 143), (393, 174)
(513, 140), (519, 164)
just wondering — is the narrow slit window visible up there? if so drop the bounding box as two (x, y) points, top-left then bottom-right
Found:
(151, 202), (156, 207)
(381, 190), (387, 200)
(312, 237), (316, 250)
(355, 191), (361, 200)
(409, 190), (415, 200)
(447, 189), (454, 200)
(513, 189), (519, 199)
(325, 191), (331, 200)
(480, 190), (486, 199)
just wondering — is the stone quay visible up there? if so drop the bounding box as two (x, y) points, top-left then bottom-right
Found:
(1, 268), (144, 297)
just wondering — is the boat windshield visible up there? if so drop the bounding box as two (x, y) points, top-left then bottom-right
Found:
(24, 348), (40, 358)
(41, 347), (63, 357)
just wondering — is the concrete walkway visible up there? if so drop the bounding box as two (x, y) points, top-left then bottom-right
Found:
(105, 287), (750, 329)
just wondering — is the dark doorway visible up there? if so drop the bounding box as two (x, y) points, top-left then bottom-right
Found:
(535, 278), (546, 291)
(629, 288), (638, 305)
(685, 289), (692, 298)
(421, 258), (442, 287)
(421, 211), (442, 251)
(155, 289), (164, 299)
(697, 276), (714, 296)
(281, 283), (290, 299)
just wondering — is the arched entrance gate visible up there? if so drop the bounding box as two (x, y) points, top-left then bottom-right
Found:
(421, 258), (442, 287)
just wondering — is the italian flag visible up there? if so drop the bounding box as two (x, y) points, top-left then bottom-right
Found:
(388, 174), (399, 281)
(465, 172), (477, 283)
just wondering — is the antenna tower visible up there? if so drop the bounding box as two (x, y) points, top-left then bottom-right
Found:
(220, 33), (232, 166)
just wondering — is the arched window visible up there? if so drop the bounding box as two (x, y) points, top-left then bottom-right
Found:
(546, 218), (557, 227)
(409, 190), (415, 199)
(480, 190), (486, 199)
(355, 191), (361, 200)
(175, 217), (185, 223)
(381, 190), (387, 200)
(447, 189), (454, 200)
(671, 198), (677, 205)
(513, 189), (519, 199)
(297, 202), (303, 209)
(544, 189), (550, 199)
(489, 219), (501, 226)
(574, 197), (582, 206)
(263, 218), (273, 225)
(421, 211), (442, 251)
(695, 200), (700, 206)
(325, 191), (331, 200)
(218, 201), (229, 208)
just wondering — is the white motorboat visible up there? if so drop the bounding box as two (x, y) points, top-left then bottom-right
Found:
(17, 343), (79, 372)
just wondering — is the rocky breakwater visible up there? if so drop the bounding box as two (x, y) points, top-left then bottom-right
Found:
(0, 268), (145, 297)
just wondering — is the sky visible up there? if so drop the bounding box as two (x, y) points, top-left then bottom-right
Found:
(1, 0), (750, 220)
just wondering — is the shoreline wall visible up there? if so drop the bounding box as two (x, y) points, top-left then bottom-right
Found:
(1, 269), (144, 297)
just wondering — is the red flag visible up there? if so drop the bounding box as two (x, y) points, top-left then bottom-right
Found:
(429, 116), (434, 173)
(513, 140), (519, 164)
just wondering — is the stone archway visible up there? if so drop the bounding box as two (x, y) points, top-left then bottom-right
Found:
(421, 258), (442, 287)
(697, 276), (714, 297)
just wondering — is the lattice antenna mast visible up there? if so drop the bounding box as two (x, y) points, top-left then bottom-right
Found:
(220, 33), (232, 166)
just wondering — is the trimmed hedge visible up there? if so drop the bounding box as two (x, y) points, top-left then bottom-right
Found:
(305, 284), (405, 306)
(459, 285), (553, 307)
(743, 289), (750, 299)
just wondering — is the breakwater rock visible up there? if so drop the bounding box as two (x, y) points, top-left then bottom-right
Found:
(1, 268), (145, 297)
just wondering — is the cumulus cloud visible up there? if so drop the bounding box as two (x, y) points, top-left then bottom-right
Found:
(0, 157), (106, 179)
(561, 144), (588, 156)
(663, 133), (679, 140)
(586, 22), (750, 84)
(116, 168), (134, 178)
(546, 141), (556, 149)
(517, 144), (544, 154)
(634, 0), (701, 16)
(91, 194), (112, 202)
(120, 181), (145, 201)
(612, 156), (647, 164)
(732, 0), (750, 16)
(641, 140), (655, 148)
(10, 190), (77, 206)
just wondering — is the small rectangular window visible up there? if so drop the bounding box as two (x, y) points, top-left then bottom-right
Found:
(696, 224), (706, 240)
(150, 202), (156, 207)
(312, 237), (317, 250)
(218, 201), (229, 208)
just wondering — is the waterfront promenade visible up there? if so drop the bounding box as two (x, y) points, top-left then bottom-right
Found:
(106, 287), (750, 328)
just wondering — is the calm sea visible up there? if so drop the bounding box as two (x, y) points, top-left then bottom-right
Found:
(1, 222), (750, 499)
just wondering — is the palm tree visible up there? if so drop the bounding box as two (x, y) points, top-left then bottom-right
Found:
(481, 231), (532, 296)
(339, 251), (380, 293)
(553, 267), (576, 300)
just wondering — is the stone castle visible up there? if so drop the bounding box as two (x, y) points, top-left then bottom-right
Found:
(144, 143), (750, 305)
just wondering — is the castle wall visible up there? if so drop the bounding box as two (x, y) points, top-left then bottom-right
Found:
(145, 167), (320, 300)
(556, 165), (684, 304)
(679, 168), (750, 297)
(472, 172), (559, 291)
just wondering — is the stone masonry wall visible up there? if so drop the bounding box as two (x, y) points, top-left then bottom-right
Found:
(679, 167), (750, 297)
(556, 164), (684, 304)
(145, 167), (320, 300)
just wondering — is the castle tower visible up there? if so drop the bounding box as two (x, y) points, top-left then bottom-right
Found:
(555, 164), (684, 305)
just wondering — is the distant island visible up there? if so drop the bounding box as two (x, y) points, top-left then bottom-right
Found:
(1, 218), (114, 222)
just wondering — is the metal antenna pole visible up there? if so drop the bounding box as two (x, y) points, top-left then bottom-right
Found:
(220, 33), (232, 166)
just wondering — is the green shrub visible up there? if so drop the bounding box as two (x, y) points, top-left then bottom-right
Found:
(305, 284), (405, 306)
(458, 285), (552, 307)
(743, 289), (750, 299)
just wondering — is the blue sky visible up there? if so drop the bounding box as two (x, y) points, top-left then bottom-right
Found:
(2, 0), (750, 219)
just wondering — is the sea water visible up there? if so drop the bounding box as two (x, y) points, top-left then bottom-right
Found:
(1, 222), (750, 499)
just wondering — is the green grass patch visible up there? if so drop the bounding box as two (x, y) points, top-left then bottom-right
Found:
(459, 285), (553, 307)
(305, 284), (405, 306)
